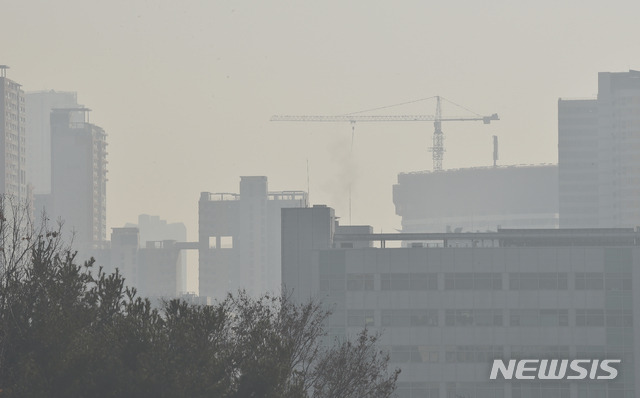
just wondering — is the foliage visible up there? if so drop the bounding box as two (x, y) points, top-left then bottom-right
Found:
(0, 197), (399, 397)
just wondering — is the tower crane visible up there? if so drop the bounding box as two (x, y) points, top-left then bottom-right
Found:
(271, 96), (499, 171)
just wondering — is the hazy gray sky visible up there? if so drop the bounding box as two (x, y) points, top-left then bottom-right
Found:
(3, 1), (640, 289)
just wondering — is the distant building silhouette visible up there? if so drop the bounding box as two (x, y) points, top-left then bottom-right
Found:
(51, 108), (107, 251)
(559, 70), (640, 228)
(0, 66), (27, 201)
(125, 214), (188, 294)
(199, 176), (307, 300)
(110, 227), (183, 300)
(25, 90), (80, 195)
(393, 165), (559, 236)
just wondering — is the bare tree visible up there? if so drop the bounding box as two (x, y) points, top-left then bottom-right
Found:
(0, 195), (65, 374)
(226, 290), (400, 398)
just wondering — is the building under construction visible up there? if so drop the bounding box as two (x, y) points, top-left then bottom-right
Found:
(393, 165), (559, 235)
(199, 176), (308, 300)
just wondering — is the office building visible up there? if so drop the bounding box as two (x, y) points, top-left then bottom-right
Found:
(393, 165), (559, 235)
(51, 108), (107, 251)
(0, 66), (27, 201)
(199, 176), (307, 300)
(282, 206), (638, 398)
(559, 70), (640, 228)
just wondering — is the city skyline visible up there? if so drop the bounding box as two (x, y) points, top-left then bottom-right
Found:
(3, 1), (640, 294)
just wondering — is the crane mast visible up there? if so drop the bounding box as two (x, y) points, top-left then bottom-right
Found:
(430, 96), (445, 171)
(271, 96), (498, 171)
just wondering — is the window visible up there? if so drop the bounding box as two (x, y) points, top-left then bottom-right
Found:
(380, 273), (437, 290)
(445, 345), (503, 363)
(381, 309), (438, 327)
(575, 272), (604, 290)
(347, 310), (374, 327)
(509, 273), (568, 290)
(576, 309), (605, 327)
(510, 309), (568, 327)
(445, 309), (503, 327)
(347, 273), (374, 291)
(389, 346), (439, 363)
(444, 273), (502, 290)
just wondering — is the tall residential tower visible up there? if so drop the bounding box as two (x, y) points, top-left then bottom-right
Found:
(51, 108), (107, 252)
(0, 66), (27, 201)
(26, 90), (80, 195)
(559, 70), (640, 228)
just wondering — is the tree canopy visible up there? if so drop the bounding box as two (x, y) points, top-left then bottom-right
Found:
(0, 198), (399, 397)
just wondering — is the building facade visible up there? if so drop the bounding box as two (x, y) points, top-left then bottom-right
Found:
(558, 98), (599, 228)
(282, 206), (639, 398)
(125, 214), (188, 294)
(25, 90), (80, 195)
(51, 108), (107, 251)
(559, 70), (640, 228)
(199, 176), (307, 300)
(393, 165), (559, 235)
(0, 66), (27, 201)
(110, 227), (183, 300)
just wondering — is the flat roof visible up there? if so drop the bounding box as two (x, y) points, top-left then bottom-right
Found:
(334, 228), (640, 246)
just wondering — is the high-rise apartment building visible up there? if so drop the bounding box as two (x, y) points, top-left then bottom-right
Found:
(199, 176), (307, 300)
(0, 66), (27, 201)
(25, 90), (80, 195)
(559, 70), (640, 228)
(51, 108), (107, 251)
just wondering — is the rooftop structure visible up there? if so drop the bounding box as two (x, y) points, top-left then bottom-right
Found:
(393, 165), (559, 235)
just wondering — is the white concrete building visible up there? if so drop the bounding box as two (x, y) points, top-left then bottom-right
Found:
(199, 176), (307, 300)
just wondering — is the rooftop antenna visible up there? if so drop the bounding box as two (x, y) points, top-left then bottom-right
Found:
(349, 121), (356, 225)
(306, 158), (310, 207)
(0, 65), (9, 78)
(493, 135), (499, 167)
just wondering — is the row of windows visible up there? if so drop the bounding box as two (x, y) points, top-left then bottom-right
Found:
(447, 383), (507, 398)
(388, 344), (632, 364)
(395, 381), (632, 398)
(329, 272), (633, 291)
(576, 309), (633, 327)
(346, 309), (633, 328)
(395, 382), (439, 398)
